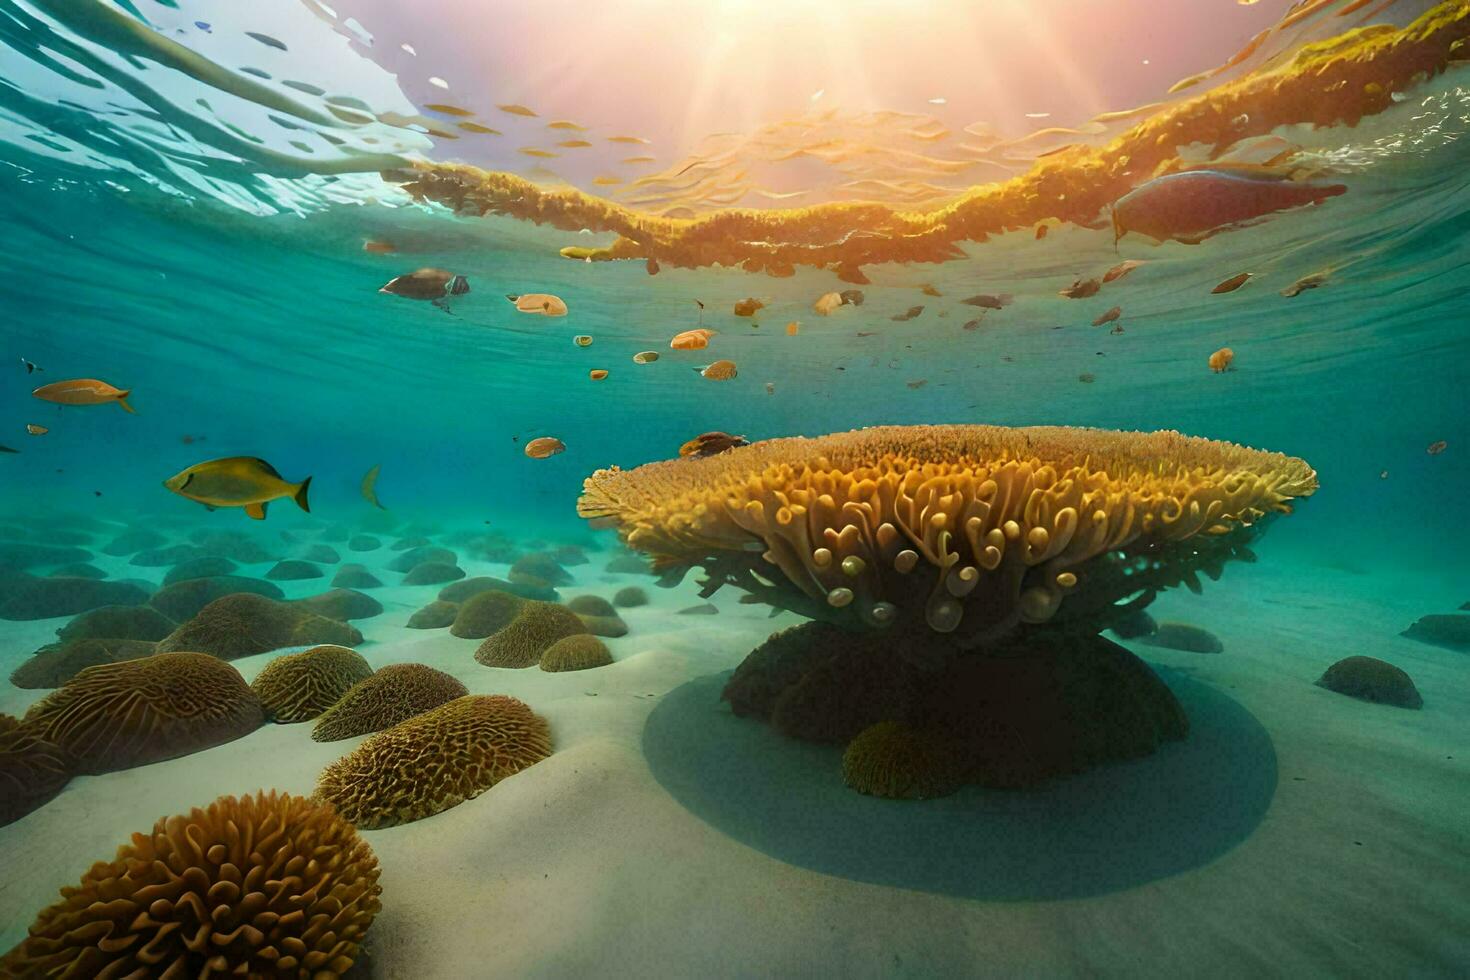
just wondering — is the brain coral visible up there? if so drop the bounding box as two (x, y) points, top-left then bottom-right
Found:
(450, 589), (524, 638)
(22, 652), (264, 774)
(251, 645), (374, 723)
(508, 553), (572, 586)
(147, 575), (285, 621)
(56, 604), (176, 643)
(0, 791), (380, 977)
(407, 599), (459, 629)
(401, 560), (466, 585)
(540, 633), (613, 672)
(155, 592), (363, 660)
(314, 695), (551, 828)
(0, 723), (72, 827)
(474, 601), (588, 669)
(332, 563), (384, 589)
(580, 424), (1316, 645)
(9, 638), (158, 689)
(842, 720), (968, 800)
(311, 663), (468, 742)
(294, 587), (385, 622)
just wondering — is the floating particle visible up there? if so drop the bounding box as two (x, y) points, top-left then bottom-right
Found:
(1427, 440), (1447, 455)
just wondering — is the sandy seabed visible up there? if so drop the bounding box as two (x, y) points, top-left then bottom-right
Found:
(1, 535), (1467, 978)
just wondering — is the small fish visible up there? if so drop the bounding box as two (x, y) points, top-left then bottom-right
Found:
(381, 269), (468, 304)
(733, 298), (764, 317)
(1281, 272), (1329, 298)
(891, 306), (924, 322)
(1060, 278), (1101, 299)
(246, 31), (288, 51)
(1078, 372), (1096, 384)
(962, 318), (984, 331)
(1111, 171), (1346, 245)
(589, 369), (609, 381)
(813, 292), (843, 316)
(363, 240), (396, 254)
(498, 104), (537, 117)
(699, 360), (738, 380)
(0, 444), (17, 454)
(1427, 440), (1447, 456)
(1379, 470), (1389, 479)
(21, 358), (41, 374)
(765, 382), (775, 395)
(679, 431), (749, 458)
(671, 328), (715, 351)
(1092, 306), (1122, 326)
(856, 331), (877, 337)
(1103, 259), (1144, 283)
(1209, 347), (1235, 373)
(694, 300), (705, 326)
(646, 257), (660, 276)
(920, 284), (941, 297)
(1110, 324), (1125, 335)
(839, 289), (865, 306)
(633, 351), (659, 364)
(907, 379), (928, 390)
(25, 424), (47, 436)
(1212, 272), (1252, 294)
(164, 457), (311, 520)
(573, 335), (593, 347)
(194, 21), (211, 31)
(960, 293), (1012, 309)
(506, 293), (568, 316)
(525, 437), (566, 459)
(786, 321), (799, 336)
(33, 379), (135, 413)
(362, 464), (385, 510)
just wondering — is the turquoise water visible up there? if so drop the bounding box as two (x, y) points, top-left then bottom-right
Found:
(2, 0), (1469, 975)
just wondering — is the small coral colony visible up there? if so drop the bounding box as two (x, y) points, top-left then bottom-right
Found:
(5, 8), (1468, 977)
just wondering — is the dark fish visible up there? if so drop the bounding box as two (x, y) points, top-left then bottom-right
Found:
(839, 289), (865, 306)
(1078, 372), (1096, 384)
(962, 318), (984, 331)
(194, 21), (211, 32)
(1427, 440), (1447, 456)
(1212, 272), (1252, 294)
(679, 431), (749, 458)
(961, 293), (1012, 309)
(1112, 170), (1347, 245)
(0, 444), (17, 454)
(1103, 260), (1144, 283)
(891, 306), (924, 322)
(1035, 224), (1049, 240)
(246, 31), (288, 51)
(1060, 278), (1101, 299)
(21, 358), (40, 374)
(1092, 306), (1122, 326)
(445, 275), (470, 296)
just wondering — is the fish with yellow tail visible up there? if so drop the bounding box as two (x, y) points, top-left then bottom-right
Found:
(164, 457), (311, 520)
(33, 379), (135, 413)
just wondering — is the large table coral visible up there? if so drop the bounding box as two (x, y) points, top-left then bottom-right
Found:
(581, 424), (1316, 796)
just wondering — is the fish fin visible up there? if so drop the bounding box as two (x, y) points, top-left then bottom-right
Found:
(245, 502), (268, 520)
(293, 476), (312, 513)
(248, 458), (284, 479)
(505, 294), (520, 302)
(116, 391), (136, 414)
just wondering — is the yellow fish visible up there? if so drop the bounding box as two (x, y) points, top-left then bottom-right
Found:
(164, 456), (311, 520)
(362, 464), (385, 510)
(33, 378), (134, 413)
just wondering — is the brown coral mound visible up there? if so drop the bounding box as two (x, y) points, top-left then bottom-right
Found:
(474, 601), (588, 669)
(407, 599), (459, 629)
(581, 425), (1315, 647)
(265, 559), (325, 581)
(0, 791), (380, 976)
(312, 663), (468, 742)
(1317, 656), (1422, 709)
(155, 593), (363, 660)
(566, 594), (628, 637)
(314, 695), (551, 828)
(56, 604), (176, 643)
(251, 645), (374, 723)
(402, 560), (466, 585)
(1137, 621), (1224, 653)
(540, 634), (613, 672)
(0, 724), (72, 827)
(612, 586), (649, 608)
(509, 553), (572, 586)
(724, 622), (1187, 796)
(10, 638), (158, 689)
(332, 563), (384, 589)
(449, 589), (524, 639)
(294, 588), (384, 622)
(147, 575), (285, 621)
(22, 652), (264, 774)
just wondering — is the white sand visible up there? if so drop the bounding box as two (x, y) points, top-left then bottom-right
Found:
(2, 537), (1468, 976)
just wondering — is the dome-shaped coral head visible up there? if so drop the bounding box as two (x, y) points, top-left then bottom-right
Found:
(580, 425), (1316, 647)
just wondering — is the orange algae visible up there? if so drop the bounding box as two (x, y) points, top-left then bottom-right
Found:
(384, 5), (1470, 278)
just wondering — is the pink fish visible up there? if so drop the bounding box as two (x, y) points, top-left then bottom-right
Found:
(1111, 170), (1346, 245)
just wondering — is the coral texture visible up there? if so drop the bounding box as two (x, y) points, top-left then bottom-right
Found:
(0, 791), (380, 977)
(0, 724), (72, 827)
(251, 645), (374, 723)
(155, 593), (363, 660)
(312, 663), (468, 742)
(474, 602), (588, 668)
(450, 590), (524, 639)
(540, 634), (613, 672)
(22, 652), (264, 773)
(10, 638), (158, 689)
(314, 695), (551, 828)
(1317, 656), (1423, 709)
(582, 425), (1315, 646)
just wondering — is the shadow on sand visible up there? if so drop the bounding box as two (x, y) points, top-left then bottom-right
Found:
(642, 665), (1276, 901)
